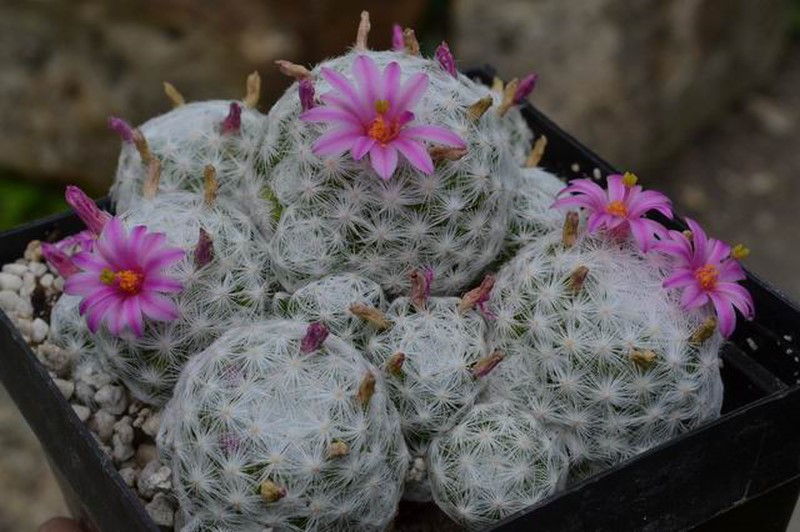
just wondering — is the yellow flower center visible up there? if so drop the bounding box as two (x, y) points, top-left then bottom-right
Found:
(622, 172), (639, 187)
(695, 264), (719, 291)
(367, 114), (400, 146)
(99, 267), (144, 294)
(605, 200), (628, 218)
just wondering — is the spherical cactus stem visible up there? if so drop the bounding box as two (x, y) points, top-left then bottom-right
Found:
(142, 158), (162, 199)
(458, 274), (495, 315)
(385, 351), (406, 378)
(244, 71), (261, 108)
(430, 145), (468, 162)
(357, 370), (376, 409)
(300, 322), (329, 354)
(467, 96), (493, 122)
(403, 28), (420, 55)
(630, 349), (657, 369)
(568, 265), (590, 294)
(260, 480), (287, 503)
(470, 350), (505, 379)
(524, 135), (548, 168)
(328, 441), (349, 458)
(498, 78), (520, 117)
(275, 60), (311, 80)
(690, 316), (718, 344)
(355, 11), (371, 51)
(349, 303), (392, 330)
(203, 165), (218, 207)
(562, 211), (579, 249)
(162, 81), (186, 108)
(194, 228), (214, 268)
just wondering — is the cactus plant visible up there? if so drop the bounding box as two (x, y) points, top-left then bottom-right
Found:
(428, 401), (568, 530)
(158, 320), (408, 531)
(504, 166), (566, 254)
(259, 16), (539, 296)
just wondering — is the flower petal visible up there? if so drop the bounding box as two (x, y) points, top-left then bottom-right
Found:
(396, 72), (429, 112)
(320, 67), (368, 120)
(140, 293), (180, 322)
(393, 138), (434, 174)
(663, 270), (696, 289)
(353, 55), (381, 107)
(352, 136), (376, 161)
(606, 175), (626, 202)
(312, 127), (361, 157)
(369, 144), (399, 180)
(300, 106), (361, 128)
(142, 246), (185, 272)
(143, 275), (184, 294)
(383, 62), (401, 107)
(709, 292), (736, 338)
(123, 297), (144, 337)
(64, 271), (105, 296)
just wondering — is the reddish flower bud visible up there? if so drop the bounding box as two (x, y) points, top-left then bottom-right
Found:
(65, 186), (111, 235)
(435, 41), (457, 77)
(300, 322), (329, 353)
(221, 102), (242, 135)
(42, 243), (79, 278)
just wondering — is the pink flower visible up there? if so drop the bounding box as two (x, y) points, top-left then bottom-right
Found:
(42, 243), (80, 278)
(391, 24), (404, 51)
(514, 73), (538, 104)
(64, 217), (185, 337)
(65, 186), (111, 236)
(655, 218), (754, 338)
(300, 55), (466, 180)
(552, 174), (673, 252)
(56, 230), (97, 255)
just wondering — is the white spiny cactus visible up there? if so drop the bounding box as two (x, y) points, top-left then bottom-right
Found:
(158, 320), (408, 531)
(260, 49), (522, 296)
(428, 401), (568, 530)
(486, 222), (725, 467)
(276, 273), (388, 350)
(504, 167), (566, 254)
(50, 293), (93, 362)
(110, 100), (276, 236)
(91, 192), (276, 405)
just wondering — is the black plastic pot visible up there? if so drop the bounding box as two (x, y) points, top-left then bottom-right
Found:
(2, 70), (800, 531)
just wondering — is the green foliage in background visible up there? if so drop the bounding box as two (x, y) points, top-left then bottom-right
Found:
(0, 170), (66, 231)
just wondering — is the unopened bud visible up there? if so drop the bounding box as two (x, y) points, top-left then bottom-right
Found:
(568, 265), (590, 294)
(459, 274), (495, 315)
(355, 11), (371, 51)
(470, 350), (505, 379)
(64, 186), (111, 235)
(386, 352), (406, 377)
(203, 165), (218, 207)
(562, 211), (579, 248)
(132, 129), (152, 165)
(41, 243), (79, 278)
(524, 135), (548, 168)
(221, 102), (242, 135)
(275, 60), (311, 80)
(142, 158), (161, 199)
(328, 441), (349, 458)
(244, 71), (261, 108)
(163, 82), (185, 108)
(468, 96), (493, 122)
(690, 316), (717, 344)
(391, 24), (404, 51)
(430, 146), (468, 162)
(513, 73), (538, 104)
(299, 78), (315, 111)
(300, 322), (329, 354)
(435, 41), (457, 77)
(107, 117), (135, 143)
(409, 267), (434, 311)
(630, 349), (657, 368)
(357, 371), (376, 409)
(260, 480), (286, 503)
(403, 28), (420, 55)
(195, 228), (214, 267)
(498, 78), (519, 117)
(349, 304), (391, 330)
(491, 77), (504, 93)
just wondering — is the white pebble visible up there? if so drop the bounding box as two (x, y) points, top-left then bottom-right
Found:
(137, 460), (172, 499)
(40, 273), (54, 288)
(72, 404), (91, 423)
(54, 277), (65, 291)
(118, 467), (138, 488)
(0, 273), (22, 292)
(90, 410), (117, 442)
(2, 264), (27, 276)
(29, 262), (47, 277)
(53, 378), (74, 400)
(112, 417), (135, 463)
(135, 444), (158, 468)
(145, 493), (175, 527)
(24, 240), (43, 262)
(141, 412), (161, 438)
(95, 384), (128, 416)
(30, 318), (49, 343)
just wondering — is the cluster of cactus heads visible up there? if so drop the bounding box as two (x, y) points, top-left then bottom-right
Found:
(41, 10), (757, 530)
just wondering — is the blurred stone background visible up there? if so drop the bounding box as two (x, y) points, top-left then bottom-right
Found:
(1, 0), (800, 529)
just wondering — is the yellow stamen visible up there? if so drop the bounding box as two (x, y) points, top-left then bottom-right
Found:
(695, 264), (719, 291)
(117, 270), (144, 294)
(605, 200), (628, 218)
(99, 268), (116, 286)
(732, 244), (750, 260)
(367, 115), (399, 145)
(622, 172), (639, 187)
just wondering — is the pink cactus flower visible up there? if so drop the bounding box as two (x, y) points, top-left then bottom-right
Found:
(552, 174), (673, 252)
(65, 186), (112, 236)
(42, 243), (80, 278)
(56, 230), (97, 255)
(64, 217), (185, 337)
(655, 218), (754, 338)
(300, 55), (466, 180)
(391, 24), (404, 51)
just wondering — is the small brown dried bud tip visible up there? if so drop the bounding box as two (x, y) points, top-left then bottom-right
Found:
(275, 60), (311, 80)
(203, 165), (218, 207)
(470, 350), (505, 379)
(409, 268), (434, 311)
(498, 78), (519, 117)
(430, 146), (468, 162)
(244, 71), (261, 108)
(132, 129), (152, 165)
(142, 158), (161, 199)
(386, 352), (406, 377)
(260, 480), (286, 503)
(355, 11), (371, 51)
(629, 349), (656, 368)
(328, 441), (349, 458)
(349, 304), (391, 330)
(690, 316), (718, 344)
(562, 211), (579, 248)
(163, 81), (185, 108)
(524, 135), (548, 168)
(458, 274), (495, 315)
(357, 371), (376, 409)
(468, 96), (494, 122)
(403, 28), (420, 55)
(568, 265), (590, 294)
(491, 77), (504, 93)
